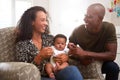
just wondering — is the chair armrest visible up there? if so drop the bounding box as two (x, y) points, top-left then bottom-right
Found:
(0, 62), (41, 80)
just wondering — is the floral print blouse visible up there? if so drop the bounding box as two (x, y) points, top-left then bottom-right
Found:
(15, 34), (54, 76)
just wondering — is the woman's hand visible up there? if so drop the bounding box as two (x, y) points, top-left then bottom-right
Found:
(54, 54), (69, 64)
(39, 47), (53, 59)
(34, 47), (53, 65)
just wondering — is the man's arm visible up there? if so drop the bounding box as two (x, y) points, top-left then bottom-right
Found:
(79, 42), (117, 61)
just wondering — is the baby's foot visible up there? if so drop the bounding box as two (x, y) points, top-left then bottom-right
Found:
(49, 72), (55, 79)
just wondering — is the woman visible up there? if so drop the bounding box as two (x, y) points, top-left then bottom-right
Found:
(15, 6), (83, 80)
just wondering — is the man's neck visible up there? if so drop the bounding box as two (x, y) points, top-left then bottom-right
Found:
(86, 24), (102, 35)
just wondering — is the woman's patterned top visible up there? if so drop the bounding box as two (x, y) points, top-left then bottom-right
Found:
(15, 34), (54, 76)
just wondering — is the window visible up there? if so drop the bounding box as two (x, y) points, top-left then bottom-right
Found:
(0, 0), (33, 28)
(15, 0), (33, 24)
(0, 0), (12, 28)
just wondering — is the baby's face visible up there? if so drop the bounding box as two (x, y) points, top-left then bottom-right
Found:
(54, 38), (66, 51)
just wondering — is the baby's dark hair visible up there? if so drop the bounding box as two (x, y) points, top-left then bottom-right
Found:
(53, 34), (67, 43)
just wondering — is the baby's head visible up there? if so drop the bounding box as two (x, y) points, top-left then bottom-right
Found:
(53, 34), (67, 51)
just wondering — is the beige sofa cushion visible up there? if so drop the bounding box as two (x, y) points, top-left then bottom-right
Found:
(0, 27), (16, 62)
(69, 59), (104, 80)
(0, 62), (40, 80)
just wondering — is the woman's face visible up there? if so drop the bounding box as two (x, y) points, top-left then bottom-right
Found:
(32, 11), (48, 33)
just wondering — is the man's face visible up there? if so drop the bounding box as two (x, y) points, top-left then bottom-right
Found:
(84, 8), (101, 30)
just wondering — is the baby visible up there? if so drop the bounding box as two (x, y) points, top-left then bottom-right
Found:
(45, 34), (69, 79)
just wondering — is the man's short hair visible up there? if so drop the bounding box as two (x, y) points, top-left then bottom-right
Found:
(88, 3), (105, 20)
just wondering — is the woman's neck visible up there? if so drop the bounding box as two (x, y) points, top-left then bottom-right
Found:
(32, 31), (42, 43)
(32, 31), (42, 50)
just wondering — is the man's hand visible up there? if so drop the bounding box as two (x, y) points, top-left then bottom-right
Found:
(68, 43), (86, 59)
(70, 48), (93, 65)
(68, 43), (93, 65)
(68, 42), (76, 50)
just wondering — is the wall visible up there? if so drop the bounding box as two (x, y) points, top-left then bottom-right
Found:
(49, 0), (120, 37)
(33, 0), (49, 11)
(49, 0), (89, 37)
(32, 0), (120, 36)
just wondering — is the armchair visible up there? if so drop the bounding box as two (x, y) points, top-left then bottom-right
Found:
(0, 27), (40, 80)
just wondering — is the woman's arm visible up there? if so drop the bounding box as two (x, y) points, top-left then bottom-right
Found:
(15, 41), (43, 64)
(33, 47), (53, 65)
(15, 42), (31, 62)
(15, 42), (53, 65)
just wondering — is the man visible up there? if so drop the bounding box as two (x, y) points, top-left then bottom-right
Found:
(68, 3), (119, 80)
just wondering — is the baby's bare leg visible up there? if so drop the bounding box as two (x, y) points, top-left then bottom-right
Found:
(45, 63), (55, 79)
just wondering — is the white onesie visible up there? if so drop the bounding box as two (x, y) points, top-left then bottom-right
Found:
(50, 46), (69, 67)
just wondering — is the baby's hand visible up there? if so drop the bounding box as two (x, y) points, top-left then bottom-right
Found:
(54, 62), (69, 71)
